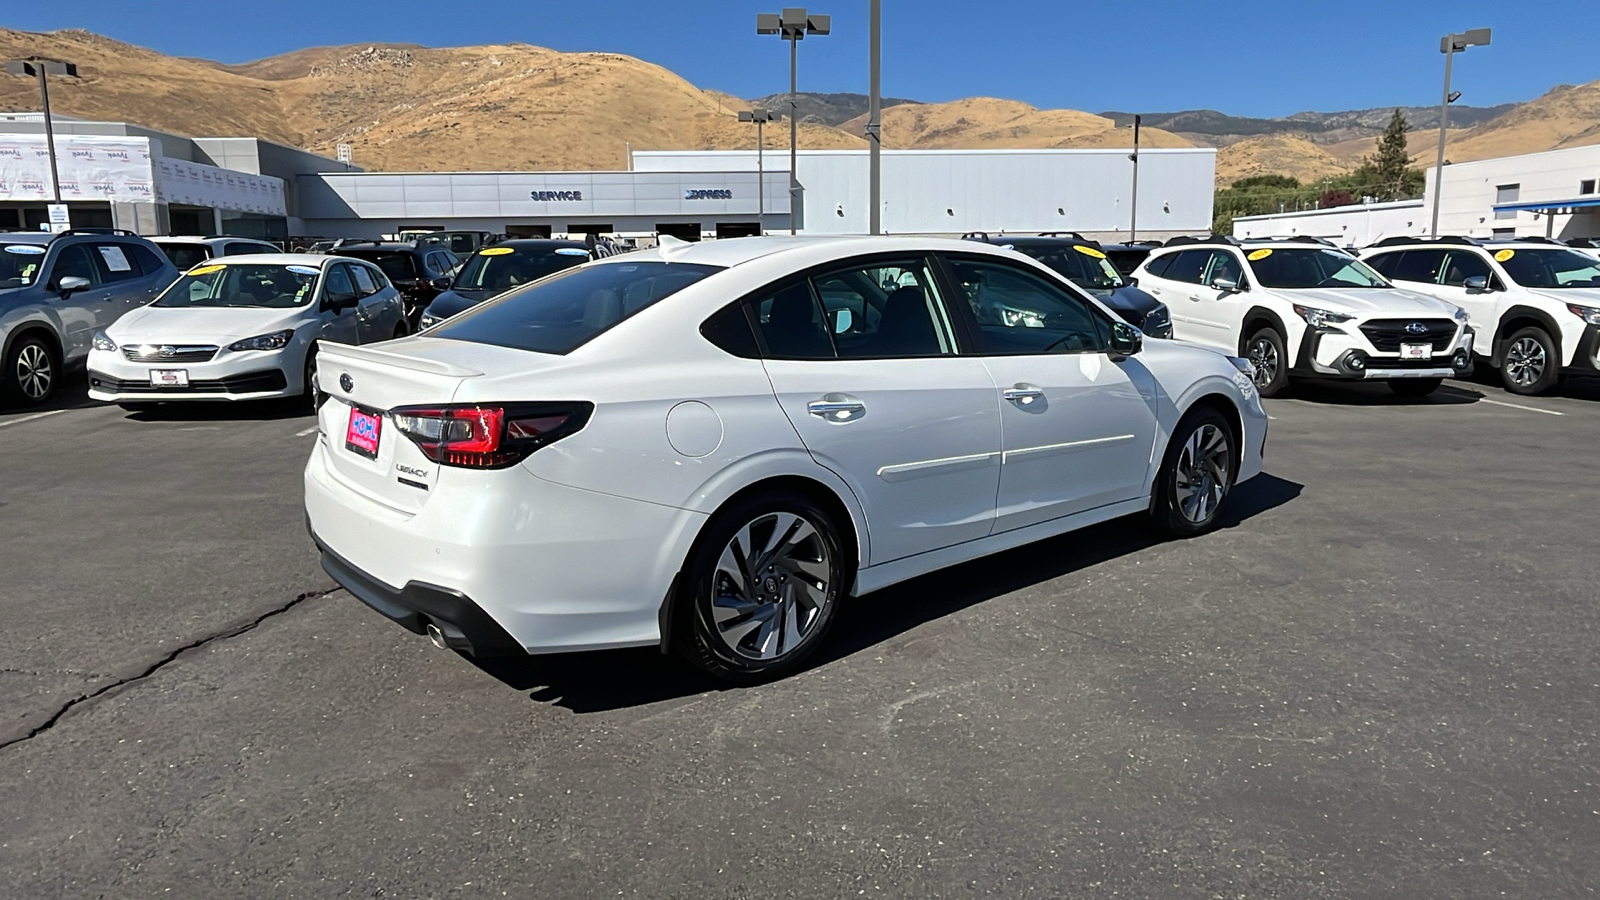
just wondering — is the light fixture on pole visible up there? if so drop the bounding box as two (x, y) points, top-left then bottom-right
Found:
(758, 7), (830, 235)
(739, 108), (775, 234)
(1430, 28), (1490, 238)
(5, 57), (80, 207)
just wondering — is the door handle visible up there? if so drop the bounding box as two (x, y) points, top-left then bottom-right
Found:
(1003, 384), (1045, 405)
(807, 397), (866, 422)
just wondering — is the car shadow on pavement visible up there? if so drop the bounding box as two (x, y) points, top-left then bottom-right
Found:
(469, 472), (1304, 715)
(0, 371), (99, 421)
(1282, 379), (1484, 407)
(119, 396), (313, 423)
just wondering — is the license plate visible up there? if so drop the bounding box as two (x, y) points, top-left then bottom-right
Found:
(345, 407), (382, 459)
(1400, 342), (1431, 360)
(148, 368), (189, 387)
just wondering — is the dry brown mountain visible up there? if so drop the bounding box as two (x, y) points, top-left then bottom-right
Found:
(1214, 135), (1351, 186)
(839, 98), (1192, 150)
(1444, 79), (1600, 162)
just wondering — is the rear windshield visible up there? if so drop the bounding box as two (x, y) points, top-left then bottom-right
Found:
(1, 244), (48, 288)
(344, 251), (417, 282)
(1248, 248), (1389, 289)
(431, 261), (721, 354)
(1494, 248), (1600, 288)
(154, 243), (211, 270)
(453, 246), (589, 294)
(153, 263), (319, 309)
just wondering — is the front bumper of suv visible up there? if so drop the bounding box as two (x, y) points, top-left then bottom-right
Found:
(1292, 322), (1474, 381)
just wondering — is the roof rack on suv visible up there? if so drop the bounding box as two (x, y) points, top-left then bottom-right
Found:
(1036, 231), (1087, 240)
(52, 228), (140, 240)
(1485, 235), (1562, 245)
(1162, 234), (1241, 248)
(1565, 237), (1600, 248)
(959, 231), (991, 242)
(1368, 235), (1480, 248)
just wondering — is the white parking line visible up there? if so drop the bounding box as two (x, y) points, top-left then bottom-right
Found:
(295, 425), (319, 437)
(0, 409), (67, 429)
(1479, 398), (1564, 416)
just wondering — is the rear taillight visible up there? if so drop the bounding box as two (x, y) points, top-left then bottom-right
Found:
(390, 402), (593, 468)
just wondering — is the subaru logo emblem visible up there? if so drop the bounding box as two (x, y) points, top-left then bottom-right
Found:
(338, 373), (354, 392)
(1405, 322), (1428, 334)
(159, 345), (176, 357)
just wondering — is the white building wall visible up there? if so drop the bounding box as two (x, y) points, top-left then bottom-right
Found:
(631, 148), (1215, 237)
(1426, 144), (1600, 239)
(1233, 200), (1427, 247)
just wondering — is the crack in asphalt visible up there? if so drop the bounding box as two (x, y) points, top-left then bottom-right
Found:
(0, 587), (338, 753)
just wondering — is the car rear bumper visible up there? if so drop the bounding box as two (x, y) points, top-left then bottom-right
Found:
(303, 439), (707, 655)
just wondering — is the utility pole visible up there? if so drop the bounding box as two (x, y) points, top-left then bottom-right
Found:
(1431, 28), (1491, 238)
(867, 0), (881, 235)
(1128, 114), (1141, 240)
(5, 57), (79, 205)
(740, 109), (775, 234)
(758, 9), (829, 234)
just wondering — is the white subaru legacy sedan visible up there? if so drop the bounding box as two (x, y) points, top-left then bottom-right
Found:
(87, 254), (407, 408)
(305, 236), (1267, 681)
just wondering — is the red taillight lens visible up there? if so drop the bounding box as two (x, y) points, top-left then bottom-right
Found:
(390, 402), (593, 468)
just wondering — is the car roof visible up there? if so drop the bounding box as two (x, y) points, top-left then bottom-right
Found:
(484, 239), (587, 250)
(178, 253), (336, 268)
(0, 232), (53, 245)
(608, 234), (1007, 269)
(152, 235), (273, 245)
(335, 242), (427, 253)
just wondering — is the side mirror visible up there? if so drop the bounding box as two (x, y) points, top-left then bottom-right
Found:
(1126, 276), (1139, 288)
(1463, 274), (1489, 292)
(1209, 275), (1240, 293)
(56, 275), (91, 297)
(831, 307), (853, 334)
(1108, 320), (1142, 360)
(430, 277), (452, 291)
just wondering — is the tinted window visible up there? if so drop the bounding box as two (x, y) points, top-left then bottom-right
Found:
(948, 257), (1108, 355)
(1012, 244), (1124, 291)
(91, 243), (143, 282)
(432, 261), (720, 355)
(1441, 250), (1491, 287)
(454, 247), (589, 294)
(222, 242), (267, 256)
(349, 263), (379, 296)
(1365, 252), (1401, 277)
(701, 302), (760, 358)
(754, 282), (834, 359)
(1142, 251), (1176, 278)
(1160, 249), (1212, 284)
(348, 252), (418, 282)
(158, 244), (211, 270)
(323, 264), (357, 302)
(810, 260), (953, 359)
(1495, 248), (1600, 288)
(1248, 248), (1389, 288)
(50, 245), (101, 287)
(128, 244), (168, 277)
(1386, 249), (1446, 284)
(1201, 250), (1245, 287)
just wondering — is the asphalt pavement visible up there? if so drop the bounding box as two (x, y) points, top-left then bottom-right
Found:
(1, 371), (1597, 898)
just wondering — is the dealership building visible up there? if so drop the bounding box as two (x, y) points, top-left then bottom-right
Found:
(1233, 143), (1600, 246)
(2, 114), (1218, 242)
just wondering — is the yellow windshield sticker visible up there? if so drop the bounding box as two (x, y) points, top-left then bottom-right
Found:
(1494, 249), (1515, 262)
(1247, 248), (1273, 261)
(1072, 245), (1107, 259)
(479, 246), (514, 256)
(187, 264), (226, 275)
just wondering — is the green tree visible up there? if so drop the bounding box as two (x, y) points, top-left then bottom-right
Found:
(1361, 109), (1416, 201)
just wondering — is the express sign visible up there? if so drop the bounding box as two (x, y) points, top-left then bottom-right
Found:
(685, 189), (733, 200)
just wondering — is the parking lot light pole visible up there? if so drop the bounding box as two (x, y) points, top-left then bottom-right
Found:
(1128, 115), (1141, 241)
(1430, 28), (1490, 238)
(5, 57), (80, 205)
(758, 8), (830, 234)
(739, 108), (775, 233)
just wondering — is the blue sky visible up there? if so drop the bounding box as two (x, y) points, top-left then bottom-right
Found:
(6, 0), (1597, 117)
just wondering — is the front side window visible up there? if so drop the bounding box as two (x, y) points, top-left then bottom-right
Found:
(322, 265), (357, 303)
(431, 261), (720, 355)
(810, 260), (953, 358)
(453, 247), (589, 294)
(753, 282), (834, 359)
(1441, 250), (1492, 288)
(1201, 250), (1245, 287)
(153, 263), (319, 309)
(947, 257), (1108, 355)
(1246, 248), (1390, 289)
(49, 245), (101, 288)
(349, 264), (379, 296)
(1493, 248), (1600, 288)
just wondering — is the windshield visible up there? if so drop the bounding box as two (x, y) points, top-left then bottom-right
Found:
(1247, 248), (1390, 289)
(453, 247), (590, 294)
(345, 252), (417, 282)
(431, 261), (720, 355)
(1, 244), (48, 289)
(153, 263), (319, 309)
(154, 243), (210, 271)
(1493, 248), (1600, 288)
(1013, 244), (1125, 291)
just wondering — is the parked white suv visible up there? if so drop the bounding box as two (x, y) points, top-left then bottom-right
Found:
(150, 236), (281, 272)
(1361, 237), (1600, 395)
(1132, 238), (1474, 397)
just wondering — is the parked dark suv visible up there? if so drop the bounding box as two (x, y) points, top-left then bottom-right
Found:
(329, 241), (460, 326)
(418, 240), (591, 328)
(962, 233), (1173, 337)
(0, 229), (180, 405)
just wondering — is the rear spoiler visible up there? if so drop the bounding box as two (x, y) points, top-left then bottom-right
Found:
(316, 340), (484, 378)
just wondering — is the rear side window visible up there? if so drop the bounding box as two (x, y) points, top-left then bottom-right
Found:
(128, 244), (168, 276)
(1388, 249), (1447, 284)
(1142, 251), (1176, 278)
(159, 244), (211, 270)
(92, 243), (143, 282)
(1160, 249), (1212, 284)
(1365, 252), (1401, 277)
(701, 302), (760, 358)
(431, 261), (721, 355)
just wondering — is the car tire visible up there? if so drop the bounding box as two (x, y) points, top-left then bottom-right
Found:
(677, 491), (847, 683)
(393, 322), (410, 340)
(1499, 326), (1562, 395)
(1244, 327), (1289, 398)
(1388, 378), (1442, 397)
(3, 335), (56, 406)
(303, 345), (321, 412)
(1149, 406), (1237, 538)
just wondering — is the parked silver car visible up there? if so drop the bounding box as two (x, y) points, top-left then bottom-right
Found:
(0, 230), (181, 405)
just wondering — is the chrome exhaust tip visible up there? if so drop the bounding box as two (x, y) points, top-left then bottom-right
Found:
(425, 622), (448, 650)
